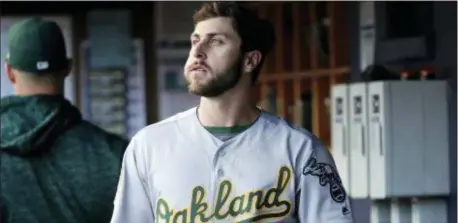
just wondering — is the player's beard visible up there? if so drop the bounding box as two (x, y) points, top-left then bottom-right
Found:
(186, 57), (243, 98)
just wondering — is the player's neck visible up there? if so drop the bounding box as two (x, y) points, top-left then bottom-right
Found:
(197, 88), (259, 127)
(15, 83), (64, 96)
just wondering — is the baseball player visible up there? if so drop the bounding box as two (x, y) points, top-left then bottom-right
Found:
(111, 2), (354, 223)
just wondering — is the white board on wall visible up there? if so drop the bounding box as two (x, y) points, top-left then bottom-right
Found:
(0, 16), (76, 104)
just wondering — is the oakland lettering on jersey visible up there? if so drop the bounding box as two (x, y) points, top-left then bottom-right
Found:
(155, 166), (292, 223)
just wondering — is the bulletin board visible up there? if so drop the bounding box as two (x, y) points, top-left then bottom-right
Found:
(79, 39), (148, 138)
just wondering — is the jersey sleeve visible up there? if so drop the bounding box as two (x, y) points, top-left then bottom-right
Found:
(296, 139), (354, 223)
(110, 136), (155, 223)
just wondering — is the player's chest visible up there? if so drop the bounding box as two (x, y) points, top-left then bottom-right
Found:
(147, 141), (298, 223)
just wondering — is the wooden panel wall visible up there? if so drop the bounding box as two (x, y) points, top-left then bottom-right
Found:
(251, 2), (351, 149)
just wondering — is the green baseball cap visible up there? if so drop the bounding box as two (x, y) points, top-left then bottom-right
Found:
(5, 18), (69, 74)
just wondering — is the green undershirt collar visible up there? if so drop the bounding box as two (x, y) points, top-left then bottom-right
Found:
(204, 124), (251, 134)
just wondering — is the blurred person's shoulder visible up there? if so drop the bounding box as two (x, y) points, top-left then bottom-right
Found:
(63, 120), (129, 157)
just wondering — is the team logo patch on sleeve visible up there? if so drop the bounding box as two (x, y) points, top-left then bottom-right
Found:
(302, 157), (347, 203)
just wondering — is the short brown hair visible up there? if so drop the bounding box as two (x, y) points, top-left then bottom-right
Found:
(193, 1), (275, 84)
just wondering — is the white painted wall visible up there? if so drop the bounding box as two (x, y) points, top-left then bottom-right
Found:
(154, 2), (202, 120)
(0, 16), (76, 104)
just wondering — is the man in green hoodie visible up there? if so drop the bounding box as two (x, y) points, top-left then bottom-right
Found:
(1, 18), (128, 223)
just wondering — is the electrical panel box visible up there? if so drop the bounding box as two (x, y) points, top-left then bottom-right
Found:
(331, 84), (351, 193)
(368, 81), (449, 198)
(349, 83), (370, 198)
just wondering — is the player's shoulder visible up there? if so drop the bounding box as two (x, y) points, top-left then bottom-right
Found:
(133, 107), (197, 141)
(261, 110), (325, 153)
(261, 110), (317, 141)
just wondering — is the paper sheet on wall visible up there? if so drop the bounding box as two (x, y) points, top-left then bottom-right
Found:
(80, 39), (147, 139)
(125, 40), (148, 138)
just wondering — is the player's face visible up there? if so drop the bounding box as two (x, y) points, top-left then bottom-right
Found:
(184, 17), (243, 97)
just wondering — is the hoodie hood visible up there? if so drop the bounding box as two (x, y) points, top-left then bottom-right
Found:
(1, 95), (82, 156)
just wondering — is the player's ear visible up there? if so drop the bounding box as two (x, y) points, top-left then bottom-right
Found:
(5, 63), (16, 84)
(243, 50), (262, 74)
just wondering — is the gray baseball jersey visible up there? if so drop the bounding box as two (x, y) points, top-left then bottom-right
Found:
(110, 107), (354, 223)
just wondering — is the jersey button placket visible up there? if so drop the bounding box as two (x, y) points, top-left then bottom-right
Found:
(209, 146), (227, 216)
(216, 147), (227, 178)
(216, 148), (227, 178)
